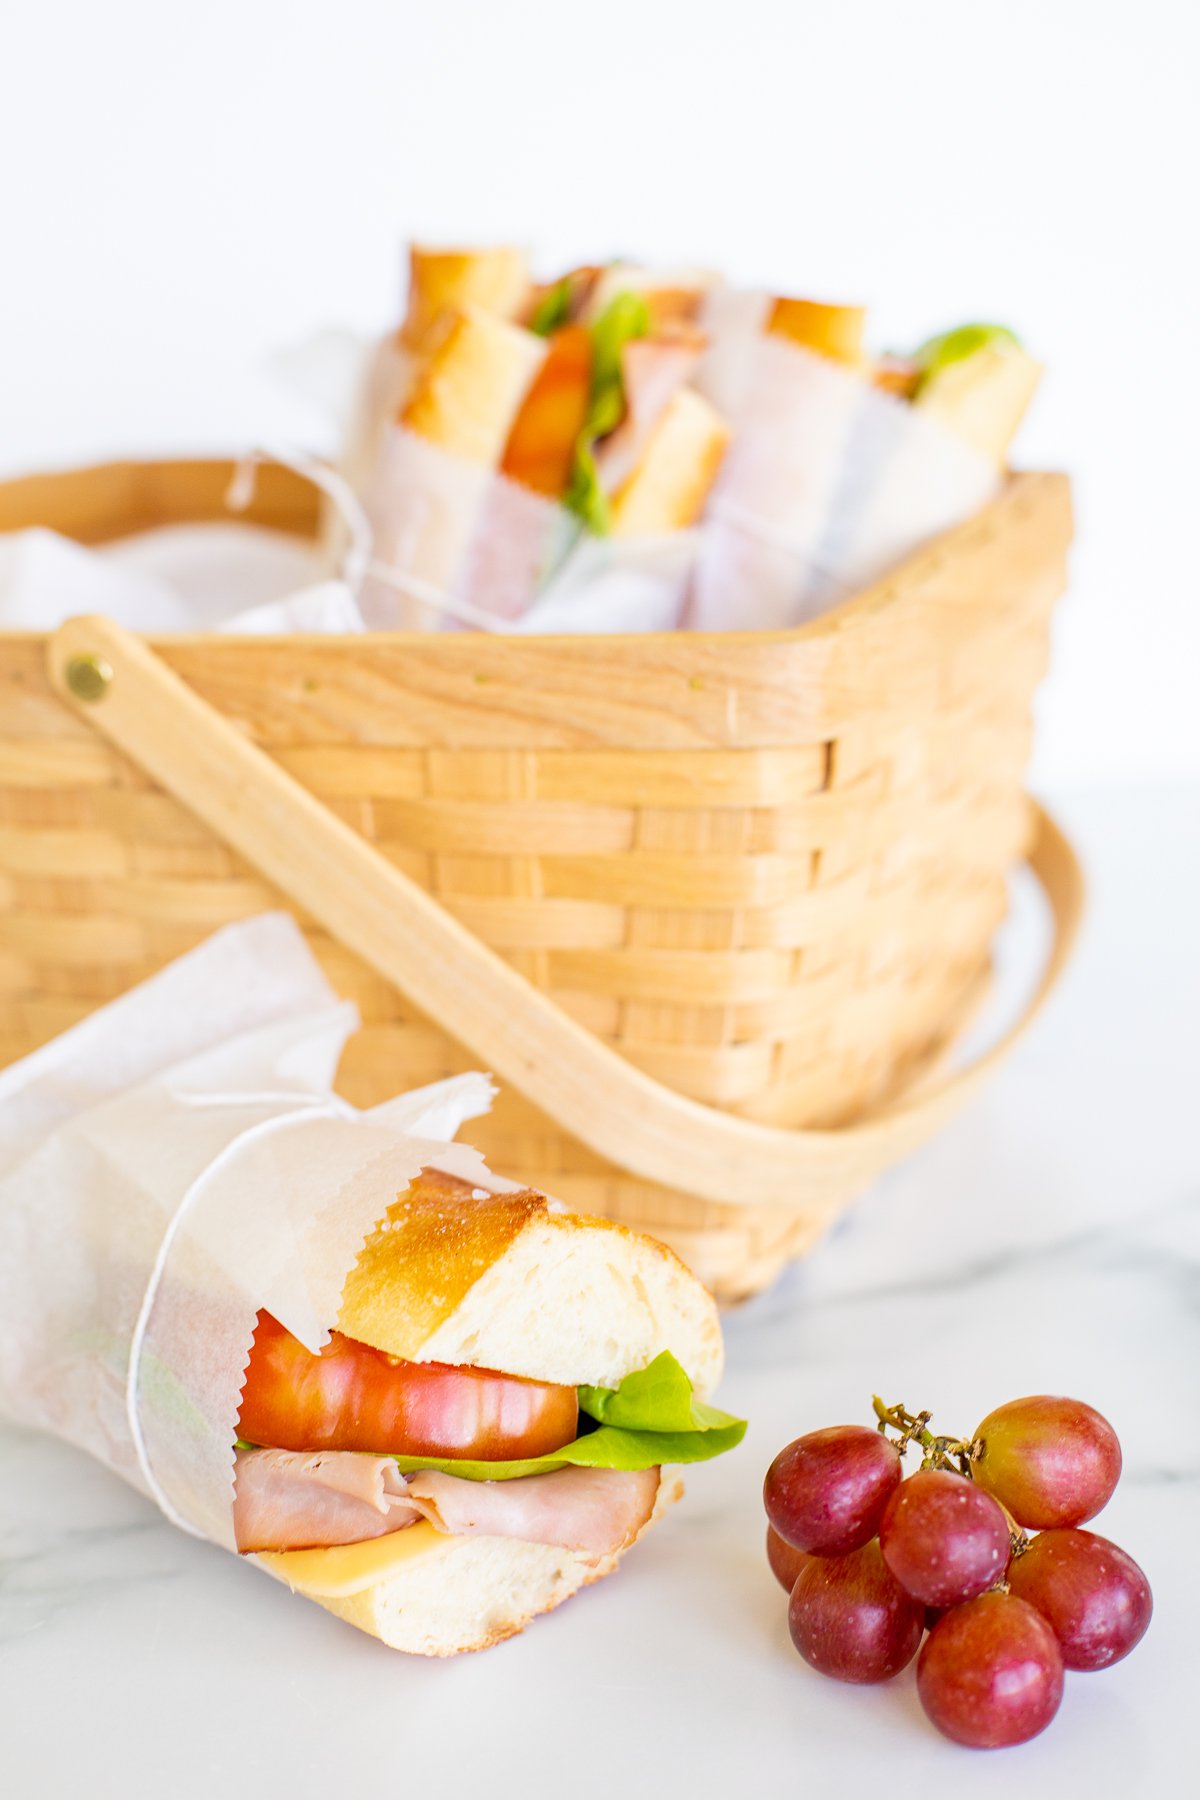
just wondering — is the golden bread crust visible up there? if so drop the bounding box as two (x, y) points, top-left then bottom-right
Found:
(337, 1167), (717, 1377)
(337, 1168), (547, 1357)
(402, 246), (531, 353)
(610, 388), (729, 535)
(767, 295), (867, 367)
(399, 307), (545, 465)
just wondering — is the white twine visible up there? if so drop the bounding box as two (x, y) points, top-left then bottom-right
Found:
(225, 443), (375, 598)
(355, 555), (520, 634)
(225, 442), (518, 635)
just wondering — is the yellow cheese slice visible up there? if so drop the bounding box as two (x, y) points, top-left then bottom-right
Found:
(254, 1522), (454, 1598)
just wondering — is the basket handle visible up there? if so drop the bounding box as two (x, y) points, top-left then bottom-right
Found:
(47, 615), (1084, 1215)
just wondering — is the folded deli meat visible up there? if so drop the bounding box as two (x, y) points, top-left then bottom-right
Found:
(234, 1169), (744, 1655)
(234, 1451), (661, 1558)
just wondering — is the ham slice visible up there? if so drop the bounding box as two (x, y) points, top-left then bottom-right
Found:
(235, 1448), (661, 1559)
(234, 1448), (420, 1553)
(406, 1466), (660, 1557)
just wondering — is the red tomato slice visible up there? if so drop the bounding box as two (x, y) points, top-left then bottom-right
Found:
(500, 324), (593, 498)
(237, 1312), (579, 1461)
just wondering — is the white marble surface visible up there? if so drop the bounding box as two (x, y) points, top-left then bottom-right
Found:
(1, 782), (1196, 1799)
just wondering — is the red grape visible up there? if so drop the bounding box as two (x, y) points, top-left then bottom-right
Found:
(880, 1468), (1011, 1606)
(766, 1524), (811, 1593)
(764, 1425), (901, 1556)
(788, 1540), (924, 1683)
(973, 1396), (1121, 1528)
(1007, 1528), (1152, 1670)
(917, 1592), (1064, 1748)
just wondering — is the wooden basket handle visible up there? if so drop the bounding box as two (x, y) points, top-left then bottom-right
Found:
(47, 616), (1084, 1215)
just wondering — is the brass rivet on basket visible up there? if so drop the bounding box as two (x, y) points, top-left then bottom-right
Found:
(65, 653), (114, 703)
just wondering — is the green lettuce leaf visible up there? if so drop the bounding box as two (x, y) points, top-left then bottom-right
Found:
(912, 322), (1021, 392)
(390, 1350), (745, 1482)
(587, 290), (651, 421)
(389, 1420), (745, 1482)
(561, 289), (651, 534)
(578, 1348), (734, 1433)
(530, 277), (573, 338)
(562, 438), (610, 535)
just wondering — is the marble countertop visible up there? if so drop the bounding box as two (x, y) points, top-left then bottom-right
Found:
(2, 782), (1195, 1799)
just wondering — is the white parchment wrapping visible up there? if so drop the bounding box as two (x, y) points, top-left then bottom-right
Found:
(0, 519), (354, 636)
(689, 326), (1002, 631)
(512, 531), (697, 635)
(0, 527), (198, 631)
(356, 428), (503, 628)
(0, 914), (496, 1553)
(351, 300), (1003, 637)
(357, 426), (698, 633)
(340, 333), (415, 496)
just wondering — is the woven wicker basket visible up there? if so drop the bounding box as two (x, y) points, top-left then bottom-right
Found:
(0, 459), (1081, 1300)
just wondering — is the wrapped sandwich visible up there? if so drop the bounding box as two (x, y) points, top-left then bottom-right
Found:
(347, 242), (1042, 635)
(0, 916), (743, 1659)
(236, 1166), (740, 1655)
(353, 248), (730, 629)
(688, 295), (1043, 628)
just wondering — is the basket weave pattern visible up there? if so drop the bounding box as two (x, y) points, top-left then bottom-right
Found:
(0, 463), (1072, 1297)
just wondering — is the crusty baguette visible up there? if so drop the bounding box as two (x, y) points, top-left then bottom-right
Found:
(609, 387), (730, 537)
(338, 1167), (723, 1397)
(401, 246), (531, 353)
(911, 340), (1043, 465)
(767, 295), (867, 368)
(268, 1171), (716, 1655)
(271, 1474), (683, 1656)
(400, 307), (547, 466)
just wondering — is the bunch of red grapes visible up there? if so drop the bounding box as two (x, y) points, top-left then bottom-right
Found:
(764, 1394), (1152, 1749)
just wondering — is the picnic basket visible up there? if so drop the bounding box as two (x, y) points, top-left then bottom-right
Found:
(0, 458), (1082, 1300)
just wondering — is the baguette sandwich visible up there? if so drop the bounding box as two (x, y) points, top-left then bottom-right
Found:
(697, 280), (1039, 466)
(393, 249), (1053, 565)
(357, 243), (1043, 634)
(234, 1168), (742, 1656)
(394, 250), (730, 538)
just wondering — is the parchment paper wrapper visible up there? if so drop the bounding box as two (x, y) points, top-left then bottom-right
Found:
(357, 426), (697, 633)
(688, 320), (1002, 631)
(512, 531), (697, 635)
(352, 296), (1002, 637)
(0, 527), (198, 631)
(0, 519), (354, 635)
(0, 914), (496, 1552)
(341, 334), (415, 496)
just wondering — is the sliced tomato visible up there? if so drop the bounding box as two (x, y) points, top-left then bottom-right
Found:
(237, 1312), (579, 1461)
(500, 324), (593, 498)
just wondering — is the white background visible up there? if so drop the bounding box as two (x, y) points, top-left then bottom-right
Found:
(3, 0), (1198, 786)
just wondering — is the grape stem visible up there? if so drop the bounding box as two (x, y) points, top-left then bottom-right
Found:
(871, 1396), (1029, 1560)
(871, 1397), (978, 1474)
